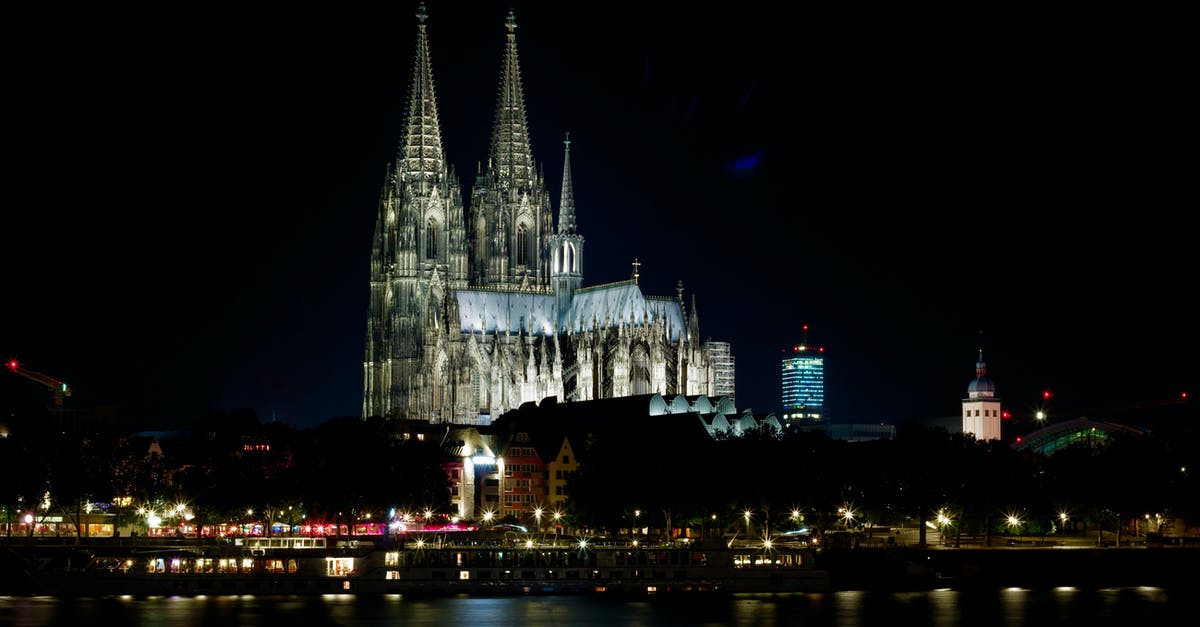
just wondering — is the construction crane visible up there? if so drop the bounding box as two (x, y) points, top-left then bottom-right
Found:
(5, 358), (71, 408)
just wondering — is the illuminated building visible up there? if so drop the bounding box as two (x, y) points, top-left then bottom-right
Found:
(705, 341), (736, 402)
(962, 349), (1002, 441)
(781, 339), (825, 423)
(362, 6), (718, 423)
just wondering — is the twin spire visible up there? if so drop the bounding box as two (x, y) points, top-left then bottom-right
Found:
(396, 2), (446, 186)
(488, 9), (536, 192)
(398, 5), (546, 196)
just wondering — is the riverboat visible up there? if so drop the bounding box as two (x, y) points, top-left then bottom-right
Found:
(23, 533), (828, 596)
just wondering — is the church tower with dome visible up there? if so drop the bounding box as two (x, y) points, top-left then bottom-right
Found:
(962, 349), (1002, 440)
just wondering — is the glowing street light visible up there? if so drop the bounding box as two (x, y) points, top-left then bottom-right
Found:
(533, 506), (544, 531)
(1006, 514), (1023, 542)
(743, 509), (753, 534)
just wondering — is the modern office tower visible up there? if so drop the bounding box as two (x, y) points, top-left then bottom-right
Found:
(962, 349), (1002, 440)
(781, 326), (824, 422)
(706, 341), (735, 401)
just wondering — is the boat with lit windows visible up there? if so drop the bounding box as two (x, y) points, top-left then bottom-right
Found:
(24, 533), (828, 596)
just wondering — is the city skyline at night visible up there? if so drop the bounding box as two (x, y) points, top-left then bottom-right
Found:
(4, 1), (1195, 431)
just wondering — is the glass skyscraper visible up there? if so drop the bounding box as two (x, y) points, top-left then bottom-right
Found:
(781, 343), (824, 422)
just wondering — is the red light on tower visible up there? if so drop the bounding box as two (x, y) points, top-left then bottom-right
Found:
(1042, 390), (1053, 400)
(802, 325), (808, 332)
(1001, 410), (1011, 420)
(5, 360), (17, 371)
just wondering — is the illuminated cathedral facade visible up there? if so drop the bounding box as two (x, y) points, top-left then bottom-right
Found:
(363, 6), (718, 423)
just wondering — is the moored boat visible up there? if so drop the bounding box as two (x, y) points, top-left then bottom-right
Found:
(24, 534), (828, 596)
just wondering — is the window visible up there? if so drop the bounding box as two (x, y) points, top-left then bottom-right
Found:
(426, 218), (439, 259)
(516, 224), (529, 266)
(562, 455), (570, 464)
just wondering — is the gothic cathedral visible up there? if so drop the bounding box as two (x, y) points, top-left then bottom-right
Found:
(363, 6), (716, 423)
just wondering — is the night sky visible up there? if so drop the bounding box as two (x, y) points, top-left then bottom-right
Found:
(4, 1), (1196, 431)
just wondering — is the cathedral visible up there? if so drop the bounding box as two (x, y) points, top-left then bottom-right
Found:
(363, 5), (719, 423)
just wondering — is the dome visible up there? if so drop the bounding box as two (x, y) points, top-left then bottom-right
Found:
(967, 376), (996, 396)
(966, 350), (997, 398)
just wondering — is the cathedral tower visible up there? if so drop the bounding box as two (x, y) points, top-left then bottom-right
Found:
(469, 9), (555, 291)
(364, 3), (468, 419)
(550, 135), (584, 315)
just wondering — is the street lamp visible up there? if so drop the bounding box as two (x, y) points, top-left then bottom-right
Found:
(533, 506), (543, 532)
(743, 509), (753, 535)
(1006, 514), (1023, 543)
(840, 506), (856, 528)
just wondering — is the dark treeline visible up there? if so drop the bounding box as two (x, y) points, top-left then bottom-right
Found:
(3, 403), (1199, 546)
(568, 423), (1200, 546)
(0, 407), (450, 537)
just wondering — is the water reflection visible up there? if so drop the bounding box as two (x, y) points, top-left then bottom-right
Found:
(0, 587), (1194, 627)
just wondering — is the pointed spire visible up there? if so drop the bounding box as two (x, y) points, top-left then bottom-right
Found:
(397, 2), (446, 185)
(488, 7), (535, 191)
(557, 132), (576, 234)
(688, 294), (700, 342)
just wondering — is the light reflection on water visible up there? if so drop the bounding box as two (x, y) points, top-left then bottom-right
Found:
(0, 587), (1193, 627)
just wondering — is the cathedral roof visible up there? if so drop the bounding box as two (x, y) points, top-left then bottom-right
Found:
(566, 281), (685, 340)
(453, 280), (686, 340)
(455, 289), (556, 335)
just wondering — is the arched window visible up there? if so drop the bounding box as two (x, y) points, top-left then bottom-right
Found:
(631, 345), (651, 395)
(426, 219), (438, 260)
(564, 242), (575, 273)
(516, 224), (529, 266)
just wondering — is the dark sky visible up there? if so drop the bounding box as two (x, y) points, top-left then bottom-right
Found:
(4, 1), (1196, 431)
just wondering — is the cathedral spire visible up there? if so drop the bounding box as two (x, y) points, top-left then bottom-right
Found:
(557, 133), (576, 234)
(397, 2), (446, 186)
(488, 8), (535, 192)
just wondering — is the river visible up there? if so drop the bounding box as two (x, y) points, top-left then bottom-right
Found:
(1, 587), (1195, 626)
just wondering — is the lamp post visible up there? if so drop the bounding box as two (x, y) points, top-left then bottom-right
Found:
(743, 509), (753, 536)
(936, 508), (953, 546)
(1007, 514), (1023, 544)
(533, 506), (543, 532)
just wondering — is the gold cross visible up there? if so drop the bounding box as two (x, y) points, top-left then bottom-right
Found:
(632, 258), (641, 284)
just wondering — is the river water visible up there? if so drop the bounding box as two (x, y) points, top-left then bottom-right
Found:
(1, 587), (1195, 627)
